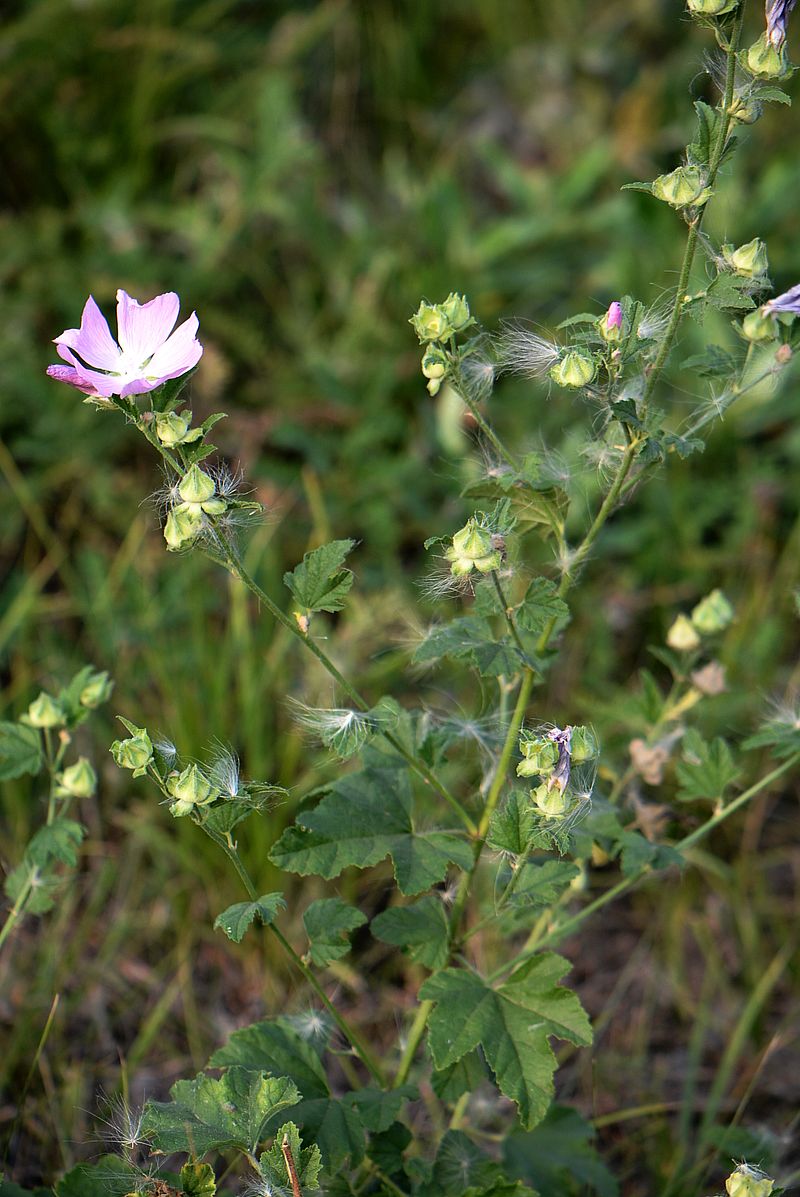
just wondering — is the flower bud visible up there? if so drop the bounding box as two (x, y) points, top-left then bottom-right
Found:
(722, 237), (769, 279)
(744, 33), (793, 79)
(652, 166), (711, 209)
(166, 763), (218, 817)
(164, 502), (204, 551)
(741, 309), (778, 342)
(725, 1164), (774, 1197)
(550, 350), (597, 389)
(110, 726), (154, 777)
(531, 781), (572, 819)
(421, 346), (449, 397)
(687, 0), (739, 13)
(691, 661), (727, 695)
(79, 670), (114, 709)
(728, 94), (763, 124)
(410, 301), (450, 343)
(155, 411), (202, 447)
(598, 302), (624, 343)
(691, 589), (734, 634)
(178, 465), (216, 505)
(57, 757), (97, 798)
(445, 518), (503, 576)
(776, 342), (793, 364)
(570, 725), (599, 763)
(667, 614), (702, 652)
(516, 734), (559, 778)
(440, 292), (473, 334)
(25, 692), (65, 728)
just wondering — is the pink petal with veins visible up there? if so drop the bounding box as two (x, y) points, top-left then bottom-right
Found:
(116, 289), (180, 363)
(145, 313), (203, 380)
(54, 295), (121, 371)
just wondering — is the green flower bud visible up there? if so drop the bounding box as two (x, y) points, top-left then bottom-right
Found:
(691, 589), (734, 634)
(531, 781), (572, 819)
(667, 613), (702, 652)
(25, 691), (65, 729)
(79, 670), (114, 709)
(652, 165), (712, 209)
(155, 411), (203, 448)
(110, 726), (153, 777)
(444, 518), (503, 576)
(57, 756), (97, 799)
(570, 725), (599, 763)
(744, 33), (793, 80)
(164, 502), (204, 551)
(166, 763), (219, 817)
(686, 0), (738, 14)
(550, 350), (597, 389)
(421, 346), (450, 397)
(517, 733), (559, 777)
(741, 309), (778, 342)
(725, 1165), (774, 1197)
(728, 94), (763, 125)
(440, 292), (473, 334)
(722, 237), (769, 278)
(178, 465), (216, 505)
(410, 301), (450, 343)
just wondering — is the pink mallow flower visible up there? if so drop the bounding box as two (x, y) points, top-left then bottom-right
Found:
(47, 290), (203, 399)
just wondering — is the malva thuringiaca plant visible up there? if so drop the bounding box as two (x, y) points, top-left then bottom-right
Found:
(4, 2), (800, 1195)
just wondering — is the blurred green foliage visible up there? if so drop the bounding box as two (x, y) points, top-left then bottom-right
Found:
(1, 0), (800, 1190)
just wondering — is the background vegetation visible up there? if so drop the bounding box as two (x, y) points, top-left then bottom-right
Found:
(1, 0), (799, 1191)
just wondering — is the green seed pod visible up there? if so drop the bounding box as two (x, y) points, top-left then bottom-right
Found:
(164, 502), (204, 551)
(79, 670), (114, 709)
(691, 589), (734, 634)
(666, 613), (702, 651)
(517, 733), (560, 776)
(155, 410), (203, 447)
(440, 292), (473, 334)
(741, 309), (778, 342)
(58, 756), (98, 798)
(570, 725), (599, 763)
(110, 726), (154, 777)
(549, 350), (597, 389)
(178, 464), (216, 505)
(745, 33), (793, 80)
(722, 237), (769, 278)
(725, 1164), (774, 1197)
(686, 0), (739, 14)
(410, 301), (450, 343)
(444, 518), (503, 576)
(531, 781), (572, 819)
(728, 94), (763, 124)
(25, 691), (65, 729)
(166, 763), (219, 817)
(651, 165), (711, 209)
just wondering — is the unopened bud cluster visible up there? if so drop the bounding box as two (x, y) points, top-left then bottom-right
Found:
(517, 724), (598, 819)
(445, 516), (504, 576)
(164, 464), (228, 551)
(667, 589), (734, 651)
(410, 294), (475, 395)
(725, 1164), (774, 1197)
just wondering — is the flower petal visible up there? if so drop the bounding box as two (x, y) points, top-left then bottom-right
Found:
(116, 289), (180, 363)
(119, 376), (165, 398)
(144, 312), (203, 381)
(54, 345), (122, 397)
(54, 295), (121, 371)
(46, 363), (102, 396)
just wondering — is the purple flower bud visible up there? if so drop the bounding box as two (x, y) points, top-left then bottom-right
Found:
(763, 281), (800, 314)
(766, 0), (797, 49)
(606, 301), (623, 330)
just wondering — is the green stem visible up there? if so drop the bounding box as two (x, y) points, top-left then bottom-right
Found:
(455, 387), (518, 472)
(215, 836), (385, 1085)
(487, 751), (800, 983)
(394, 998), (434, 1089)
(491, 571), (528, 657)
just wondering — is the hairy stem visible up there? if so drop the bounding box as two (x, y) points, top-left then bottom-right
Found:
(491, 571), (528, 657)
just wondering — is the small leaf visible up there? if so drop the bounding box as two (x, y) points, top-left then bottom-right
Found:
(210, 1017), (329, 1097)
(515, 578), (570, 638)
(504, 1105), (619, 1197)
(417, 1130), (536, 1197)
(54, 1156), (138, 1197)
(342, 1085), (416, 1133)
(214, 892), (285, 943)
(303, 897), (367, 966)
(487, 790), (536, 856)
(420, 955), (592, 1129)
(259, 1121), (322, 1193)
(413, 617), (526, 678)
(180, 1162), (216, 1196)
(143, 1068), (300, 1155)
(371, 897), (449, 971)
(676, 730), (741, 802)
(27, 819), (85, 868)
(284, 539), (356, 615)
(0, 722), (43, 781)
(681, 345), (739, 378)
(431, 1052), (488, 1101)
